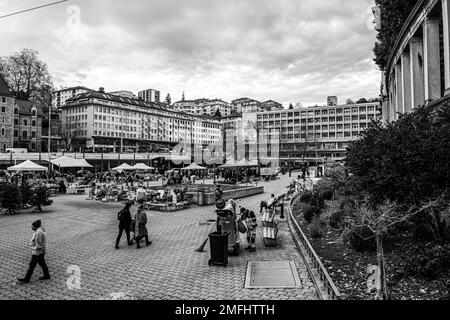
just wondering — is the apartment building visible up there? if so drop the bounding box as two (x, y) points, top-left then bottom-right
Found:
(62, 88), (222, 152)
(0, 74), (14, 151)
(255, 102), (382, 163)
(172, 98), (231, 117)
(138, 89), (160, 103)
(52, 86), (93, 108)
(231, 98), (263, 114)
(13, 100), (44, 152)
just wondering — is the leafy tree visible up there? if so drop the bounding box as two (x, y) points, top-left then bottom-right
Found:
(0, 48), (53, 101)
(61, 123), (81, 151)
(346, 98), (354, 105)
(345, 105), (450, 206)
(356, 98), (368, 104)
(373, 0), (420, 71)
(165, 93), (171, 105)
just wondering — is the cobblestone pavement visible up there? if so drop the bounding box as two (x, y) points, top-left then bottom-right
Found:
(0, 175), (318, 300)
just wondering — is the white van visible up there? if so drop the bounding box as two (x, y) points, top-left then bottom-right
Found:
(5, 148), (28, 154)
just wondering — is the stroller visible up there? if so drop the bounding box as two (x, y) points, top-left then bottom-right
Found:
(215, 199), (241, 256)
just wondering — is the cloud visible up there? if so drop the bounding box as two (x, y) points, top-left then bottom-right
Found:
(0, 0), (380, 106)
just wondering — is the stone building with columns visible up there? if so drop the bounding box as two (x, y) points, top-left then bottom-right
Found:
(382, 0), (450, 122)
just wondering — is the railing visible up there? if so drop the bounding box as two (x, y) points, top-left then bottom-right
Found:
(288, 193), (341, 300)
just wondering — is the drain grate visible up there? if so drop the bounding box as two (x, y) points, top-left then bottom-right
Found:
(245, 261), (302, 289)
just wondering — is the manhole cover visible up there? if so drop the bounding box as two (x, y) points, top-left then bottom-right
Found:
(245, 261), (302, 289)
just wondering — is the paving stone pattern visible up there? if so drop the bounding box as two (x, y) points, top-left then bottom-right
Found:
(0, 175), (318, 300)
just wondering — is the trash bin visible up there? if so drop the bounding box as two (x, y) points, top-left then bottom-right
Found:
(198, 188), (205, 206)
(208, 232), (229, 267)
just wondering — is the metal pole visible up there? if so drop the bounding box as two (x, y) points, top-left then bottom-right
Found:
(47, 106), (51, 183)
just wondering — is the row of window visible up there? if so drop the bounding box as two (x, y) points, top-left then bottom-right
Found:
(257, 106), (377, 120)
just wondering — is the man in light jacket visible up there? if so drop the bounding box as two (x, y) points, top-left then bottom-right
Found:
(18, 220), (50, 283)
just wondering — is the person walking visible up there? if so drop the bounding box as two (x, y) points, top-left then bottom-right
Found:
(134, 199), (152, 249)
(214, 184), (223, 203)
(115, 201), (134, 249)
(240, 208), (258, 252)
(18, 220), (50, 283)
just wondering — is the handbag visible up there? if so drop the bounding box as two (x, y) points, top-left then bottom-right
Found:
(238, 220), (247, 234)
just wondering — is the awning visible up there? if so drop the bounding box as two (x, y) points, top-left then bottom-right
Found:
(8, 160), (48, 172)
(51, 156), (93, 168)
(181, 163), (207, 170)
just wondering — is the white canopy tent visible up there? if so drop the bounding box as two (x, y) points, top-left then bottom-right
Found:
(51, 156), (93, 168)
(181, 163), (207, 170)
(131, 163), (155, 171)
(7, 160), (48, 172)
(218, 159), (259, 169)
(112, 163), (134, 171)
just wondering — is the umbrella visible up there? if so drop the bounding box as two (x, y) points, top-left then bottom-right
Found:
(8, 160), (48, 172)
(181, 163), (207, 170)
(132, 163), (155, 171)
(51, 156), (93, 168)
(112, 163), (134, 171)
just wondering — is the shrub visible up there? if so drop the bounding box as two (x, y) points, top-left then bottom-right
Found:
(329, 210), (346, 229)
(344, 225), (376, 252)
(413, 223), (438, 242)
(303, 205), (320, 223)
(30, 186), (51, 212)
(404, 244), (450, 278)
(299, 193), (313, 204)
(309, 218), (324, 239)
(20, 182), (32, 207)
(0, 182), (21, 215)
(340, 199), (357, 211)
(321, 189), (334, 201)
(309, 196), (318, 207)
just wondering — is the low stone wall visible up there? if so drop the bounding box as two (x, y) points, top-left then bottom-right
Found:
(192, 186), (264, 205)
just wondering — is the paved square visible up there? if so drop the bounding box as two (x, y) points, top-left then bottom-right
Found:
(0, 175), (318, 300)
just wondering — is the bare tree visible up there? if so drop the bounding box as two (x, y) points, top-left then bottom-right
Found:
(348, 198), (443, 300)
(0, 48), (53, 101)
(60, 123), (81, 152)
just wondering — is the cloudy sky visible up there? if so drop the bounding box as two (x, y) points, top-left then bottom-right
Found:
(0, 0), (380, 106)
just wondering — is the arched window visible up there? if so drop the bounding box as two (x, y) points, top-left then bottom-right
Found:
(14, 108), (18, 115)
(1, 128), (4, 136)
(31, 108), (37, 117)
(23, 119), (28, 126)
(32, 120), (36, 127)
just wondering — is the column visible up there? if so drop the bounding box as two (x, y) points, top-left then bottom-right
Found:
(410, 36), (425, 109)
(389, 74), (395, 122)
(401, 50), (412, 114)
(443, 0), (450, 94)
(423, 17), (442, 102)
(395, 62), (403, 121)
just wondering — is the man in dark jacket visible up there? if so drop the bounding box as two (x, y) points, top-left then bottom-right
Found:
(115, 201), (133, 249)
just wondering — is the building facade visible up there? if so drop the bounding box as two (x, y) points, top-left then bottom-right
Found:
(0, 74), (14, 151)
(13, 100), (44, 152)
(108, 90), (136, 99)
(62, 88), (222, 153)
(255, 102), (382, 164)
(52, 86), (93, 109)
(138, 89), (160, 103)
(261, 100), (284, 111)
(382, 0), (450, 122)
(231, 98), (263, 114)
